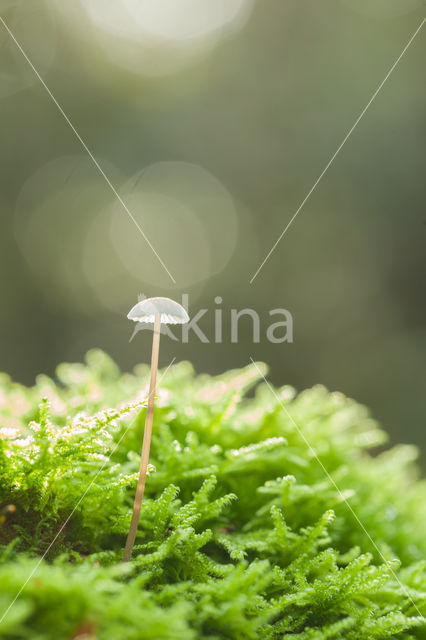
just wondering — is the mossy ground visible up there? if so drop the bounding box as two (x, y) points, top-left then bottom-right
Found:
(0, 350), (425, 639)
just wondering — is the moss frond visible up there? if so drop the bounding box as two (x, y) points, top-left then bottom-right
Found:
(0, 349), (424, 639)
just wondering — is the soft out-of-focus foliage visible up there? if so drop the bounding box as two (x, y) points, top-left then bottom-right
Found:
(0, 350), (425, 639)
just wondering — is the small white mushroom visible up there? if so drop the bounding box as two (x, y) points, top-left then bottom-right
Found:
(127, 296), (189, 325)
(122, 296), (189, 563)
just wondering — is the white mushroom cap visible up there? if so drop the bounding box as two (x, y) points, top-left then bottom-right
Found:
(127, 296), (189, 325)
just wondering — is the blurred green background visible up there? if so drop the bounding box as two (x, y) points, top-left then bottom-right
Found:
(0, 0), (425, 462)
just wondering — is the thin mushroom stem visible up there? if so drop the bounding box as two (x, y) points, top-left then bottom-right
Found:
(123, 313), (161, 562)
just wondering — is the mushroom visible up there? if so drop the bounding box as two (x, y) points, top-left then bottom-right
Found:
(122, 297), (189, 562)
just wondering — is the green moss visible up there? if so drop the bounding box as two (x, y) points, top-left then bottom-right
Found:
(0, 349), (424, 639)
